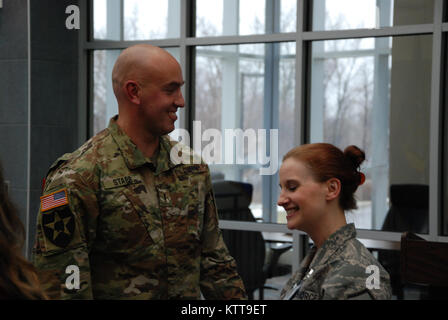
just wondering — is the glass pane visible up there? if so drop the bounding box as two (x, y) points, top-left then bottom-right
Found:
(93, 0), (180, 40)
(311, 0), (434, 31)
(195, 0), (297, 37)
(124, 0), (181, 40)
(93, 48), (180, 136)
(93, 0), (115, 40)
(196, 43), (296, 223)
(310, 35), (432, 233)
(93, 50), (121, 134)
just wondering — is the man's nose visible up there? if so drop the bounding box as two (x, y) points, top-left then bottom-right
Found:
(175, 90), (185, 108)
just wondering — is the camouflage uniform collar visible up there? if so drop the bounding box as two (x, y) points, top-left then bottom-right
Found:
(108, 116), (177, 174)
(155, 135), (178, 175)
(309, 223), (356, 270)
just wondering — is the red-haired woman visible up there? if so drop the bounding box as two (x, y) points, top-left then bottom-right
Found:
(278, 143), (391, 300)
(0, 163), (47, 299)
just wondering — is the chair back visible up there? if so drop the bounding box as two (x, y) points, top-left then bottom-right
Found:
(400, 232), (448, 287)
(382, 184), (429, 233)
(212, 181), (266, 296)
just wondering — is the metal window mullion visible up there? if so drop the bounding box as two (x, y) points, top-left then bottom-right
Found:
(120, 0), (124, 41)
(88, 0), (94, 42)
(179, 0), (190, 132)
(185, 33), (297, 46)
(303, 24), (434, 41)
(84, 39), (183, 50)
(263, 0), (280, 224)
(429, 0), (444, 239)
(78, 0), (89, 144)
(290, 0), (307, 273)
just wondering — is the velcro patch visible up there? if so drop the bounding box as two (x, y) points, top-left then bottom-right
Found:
(42, 206), (75, 248)
(103, 176), (141, 189)
(40, 189), (69, 212)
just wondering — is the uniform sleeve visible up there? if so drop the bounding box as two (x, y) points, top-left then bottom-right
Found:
(32, 171), (99, 300)
(198, 169), (247, 300)
(321, 263), (388, 300)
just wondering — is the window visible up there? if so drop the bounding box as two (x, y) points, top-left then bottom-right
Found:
(196, 0), (297, 37)
(310, 35), (432, 232)
(195, 42), (295, 222)
(87, 0), (448, 292)
(311, 0), (434, 31)
(94, 0), (181, 40)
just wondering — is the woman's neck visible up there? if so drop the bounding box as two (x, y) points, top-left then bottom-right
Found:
(308, 206), (347, 249)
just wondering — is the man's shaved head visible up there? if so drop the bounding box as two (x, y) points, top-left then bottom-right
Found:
(112, 44), (179, 101)
(112, 44), (185, 144)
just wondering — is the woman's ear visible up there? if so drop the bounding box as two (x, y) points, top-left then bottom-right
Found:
(325, 178), (341, 201)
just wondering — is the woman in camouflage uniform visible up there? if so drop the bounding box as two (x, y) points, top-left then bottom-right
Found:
(278, 143), (392, 300)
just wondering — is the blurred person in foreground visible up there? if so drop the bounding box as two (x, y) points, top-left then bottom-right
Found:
(0, 163), (46, 299)
(278, 143), (392, 300)
(32, 44), (246, 300)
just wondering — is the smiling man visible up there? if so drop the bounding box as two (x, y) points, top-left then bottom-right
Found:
(32, 45), (247, 300)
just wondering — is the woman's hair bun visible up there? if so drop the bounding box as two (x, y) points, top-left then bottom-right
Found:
(343, 145), (365, 169)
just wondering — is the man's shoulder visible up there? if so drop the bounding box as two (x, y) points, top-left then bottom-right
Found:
(46, 128), (114, 180)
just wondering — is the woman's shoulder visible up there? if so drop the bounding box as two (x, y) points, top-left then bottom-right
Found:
(322, 239), (392, 299)
(329, 238), (389, 276)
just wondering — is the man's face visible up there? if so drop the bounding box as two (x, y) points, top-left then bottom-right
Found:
(139, 58), (185, 137)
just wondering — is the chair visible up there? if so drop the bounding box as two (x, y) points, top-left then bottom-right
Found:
(381, 184), (429, 234)
(212, 180), (291, 300)
(400, 232), (448, 299)
(378, 184), (429, 299)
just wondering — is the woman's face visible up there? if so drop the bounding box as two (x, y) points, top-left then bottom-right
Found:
(277, 158), (328, 232)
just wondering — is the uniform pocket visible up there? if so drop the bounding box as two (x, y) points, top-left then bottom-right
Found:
(121, 188), (165, 245)
(96, 189), (153, 253)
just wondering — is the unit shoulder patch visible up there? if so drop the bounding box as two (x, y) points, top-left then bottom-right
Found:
(42, 206), (75, 248)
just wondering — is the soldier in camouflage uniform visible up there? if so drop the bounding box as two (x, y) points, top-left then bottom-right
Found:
(278, 143), (392, 300)
(280, 223), (392, 300)
(32, 44), (247, 300)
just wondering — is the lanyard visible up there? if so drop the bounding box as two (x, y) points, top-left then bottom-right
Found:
(283, 281), (303, 300)
(283, 268), (314, 300)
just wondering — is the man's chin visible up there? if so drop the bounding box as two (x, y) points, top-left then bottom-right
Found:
(161, 125), (176, 136)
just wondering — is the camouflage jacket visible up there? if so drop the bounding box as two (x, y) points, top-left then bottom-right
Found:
(32, 116), (247, 300)
(280, 223), (392, 300)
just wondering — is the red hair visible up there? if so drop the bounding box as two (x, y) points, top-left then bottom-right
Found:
(283, 143), (365, 210)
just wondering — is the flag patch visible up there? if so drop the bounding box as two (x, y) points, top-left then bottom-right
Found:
(40, 189), (69, 212)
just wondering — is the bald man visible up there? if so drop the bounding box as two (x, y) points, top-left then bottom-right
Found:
(32, 45), (247, 300)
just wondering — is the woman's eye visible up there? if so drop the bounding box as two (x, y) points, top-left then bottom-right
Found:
(288, 186), (297, 192)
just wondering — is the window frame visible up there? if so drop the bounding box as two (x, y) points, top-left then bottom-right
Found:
(82, 0), (448, 274)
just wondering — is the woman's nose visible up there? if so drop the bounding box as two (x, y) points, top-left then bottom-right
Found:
(277, 193), (288, 206)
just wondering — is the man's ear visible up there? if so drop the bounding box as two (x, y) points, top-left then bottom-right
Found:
(124, 81), (141, 105)
(325, 178), (341, 201)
